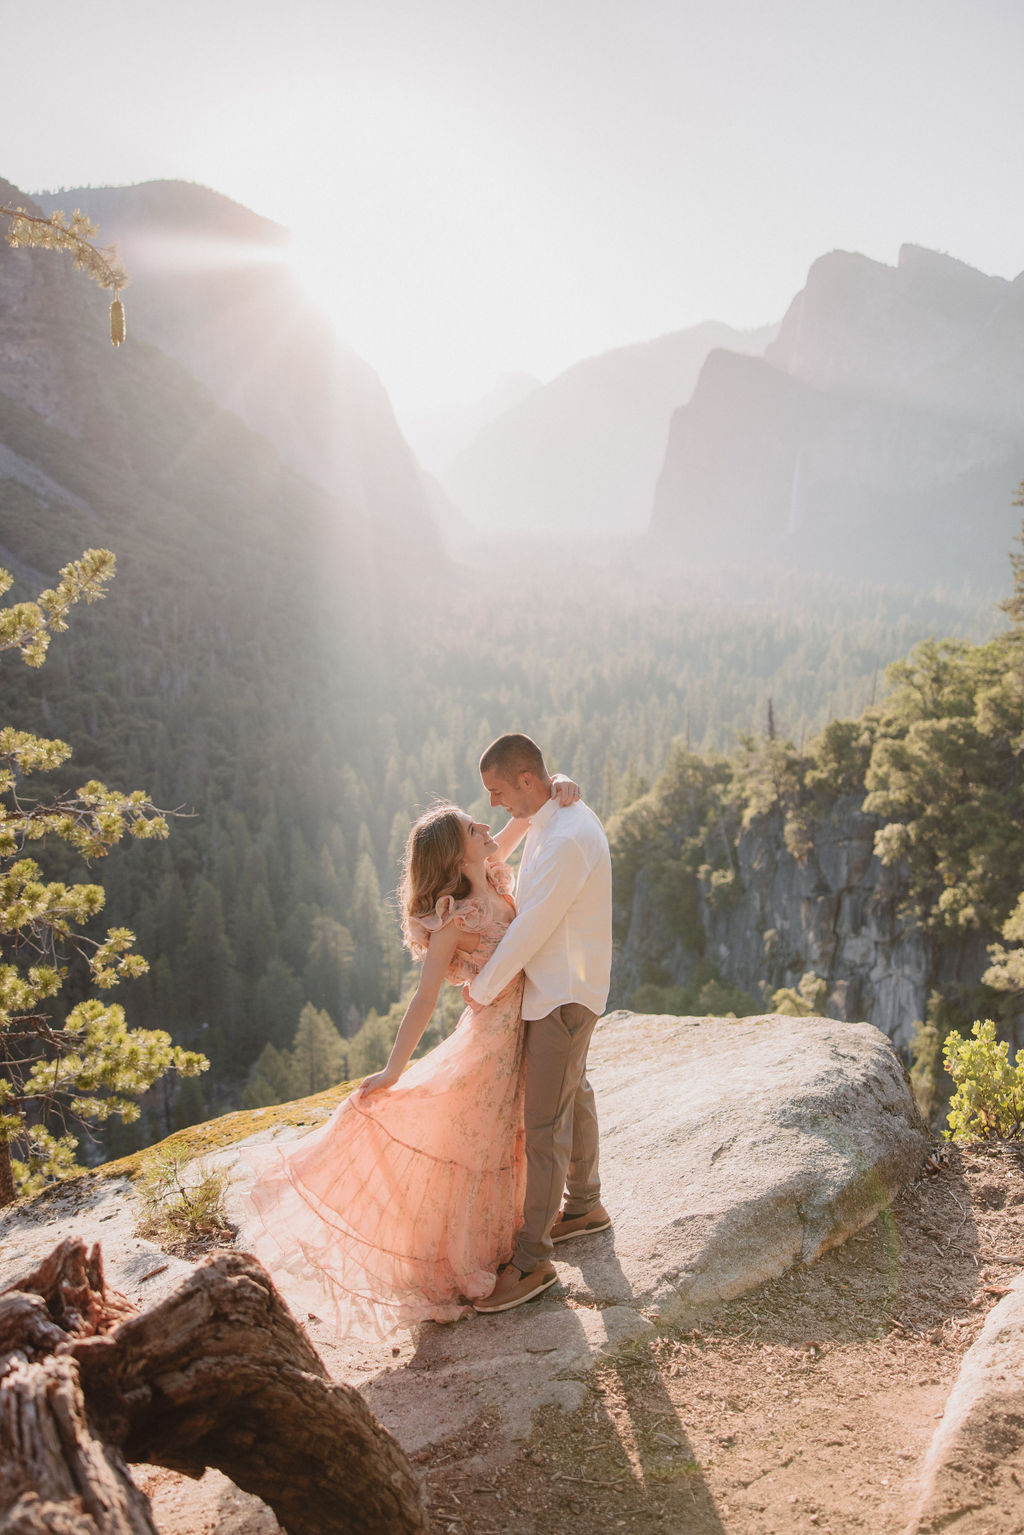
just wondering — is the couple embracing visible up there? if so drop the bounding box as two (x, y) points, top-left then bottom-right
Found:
(241, 732), (612, 1335)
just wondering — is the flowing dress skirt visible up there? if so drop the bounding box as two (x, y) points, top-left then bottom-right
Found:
(235, 976), (526, 1339)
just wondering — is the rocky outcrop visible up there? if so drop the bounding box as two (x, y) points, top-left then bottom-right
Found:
(614, 795), (995, 1054)
(0, 1011), (928, 1465)
(582, 1011), (929, 1314)
(904, 1274), (1024, 1534)
(649, 245), (1024, 589)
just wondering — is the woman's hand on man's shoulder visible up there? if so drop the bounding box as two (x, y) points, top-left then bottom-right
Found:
(550, 774), (581, 807)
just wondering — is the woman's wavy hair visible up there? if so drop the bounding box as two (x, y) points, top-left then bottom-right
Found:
(398, 802), (470, 955)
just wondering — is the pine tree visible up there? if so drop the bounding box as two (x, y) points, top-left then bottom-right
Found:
(0, 551), (207, 1203)
(347, 1010), (396, 1078)
(347, 853), (400, 1012)
(242, 1042), (298, 1109)
(289, 1003), (348, 1096)
(250, 957), (304, 1049)
(304, 913), (355, 1021)
(1, 203), (127, 345)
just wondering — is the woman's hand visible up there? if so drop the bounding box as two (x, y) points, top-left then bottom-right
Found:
(551, 773), (581, 806)
(356, 1066), (400, 1099)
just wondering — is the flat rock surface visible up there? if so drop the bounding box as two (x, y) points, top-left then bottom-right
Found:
(1, 1010), (928, 1470)
(564, 1011), (929, 1320)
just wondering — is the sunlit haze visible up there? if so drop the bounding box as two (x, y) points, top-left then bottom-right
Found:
(4, 0), (1024, 434)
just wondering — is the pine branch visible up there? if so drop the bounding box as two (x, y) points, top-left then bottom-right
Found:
(1, 205), (129, 346)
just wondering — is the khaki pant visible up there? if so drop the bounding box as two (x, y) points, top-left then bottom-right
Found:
(513, 1003), (601, 1273)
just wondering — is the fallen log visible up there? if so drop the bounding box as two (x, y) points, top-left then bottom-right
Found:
(0, 1354), (159, 1535)
(1, 1237), (428, 1535)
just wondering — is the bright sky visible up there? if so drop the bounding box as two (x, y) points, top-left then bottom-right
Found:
(4, 0), (1024, 423)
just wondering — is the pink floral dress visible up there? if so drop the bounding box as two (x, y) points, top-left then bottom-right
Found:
(237, 862), (525, 1338)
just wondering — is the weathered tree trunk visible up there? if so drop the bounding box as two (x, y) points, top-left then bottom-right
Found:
(0, 1354), (159, 1534)
(1, 1238), (429, 1535)
(0, 1138), (16, 1209)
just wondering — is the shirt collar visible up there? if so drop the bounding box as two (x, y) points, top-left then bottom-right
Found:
(529, 797), (558, 831)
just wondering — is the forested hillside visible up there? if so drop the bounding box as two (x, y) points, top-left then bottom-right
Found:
(0, 176), (1009, 1166)
(610, 514), (1024, 1119)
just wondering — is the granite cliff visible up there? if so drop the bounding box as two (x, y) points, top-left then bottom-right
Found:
(441, 320), (776, 538)
(613, 793), (999, 1056)
(650, 245), (1024, 588)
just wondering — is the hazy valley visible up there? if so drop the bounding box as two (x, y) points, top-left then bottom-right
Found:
(0, 171), (1021, 1167)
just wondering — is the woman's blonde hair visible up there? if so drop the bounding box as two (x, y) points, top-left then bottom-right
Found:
(398, 802), (470, 955)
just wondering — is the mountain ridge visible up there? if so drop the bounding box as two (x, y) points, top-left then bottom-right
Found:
(440, 319), (777, 537)
(35, 178), (440, 553)
(650, 243), (1024, 586)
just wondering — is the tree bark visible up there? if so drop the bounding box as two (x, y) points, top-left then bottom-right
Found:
(0, 1355), (159, 1534)
(0, 1139), (16, 1209)
(1, 1238), (429, 1535)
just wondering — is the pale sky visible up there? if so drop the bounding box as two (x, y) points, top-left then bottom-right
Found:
(4, 0), (1023, 423)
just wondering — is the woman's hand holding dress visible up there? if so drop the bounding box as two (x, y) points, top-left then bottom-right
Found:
(356, 1065), (401, 1098)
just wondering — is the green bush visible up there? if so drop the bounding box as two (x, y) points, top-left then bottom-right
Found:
(630, 984), (693, 1016)
(942, 1019), (1024, 1143)
(771, 972), (828, 1017)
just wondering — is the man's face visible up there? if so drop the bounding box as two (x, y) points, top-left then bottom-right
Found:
(482, 766), (537, 820)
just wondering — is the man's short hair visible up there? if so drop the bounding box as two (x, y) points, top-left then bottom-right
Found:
(480, 732), (546, 780)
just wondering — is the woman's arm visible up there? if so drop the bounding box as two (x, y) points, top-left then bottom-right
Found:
(491, 774), (581, 863)
(356, 922), (463, 1097)
(492, 815), (530, 863)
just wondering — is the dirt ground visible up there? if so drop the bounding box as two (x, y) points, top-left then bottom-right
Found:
(416, 1142), (1024, 1535)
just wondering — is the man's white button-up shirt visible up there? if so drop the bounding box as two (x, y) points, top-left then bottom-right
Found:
(468, 797), (612, 1021)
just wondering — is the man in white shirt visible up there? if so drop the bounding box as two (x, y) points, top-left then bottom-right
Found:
(469, 732), (613, 1314)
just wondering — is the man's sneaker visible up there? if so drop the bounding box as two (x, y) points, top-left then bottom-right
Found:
(550, 1203), (612, 1244)
(472, 1262), (558, 1314)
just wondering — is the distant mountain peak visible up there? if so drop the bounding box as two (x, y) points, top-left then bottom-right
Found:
(651, 240), (1024, 589)
(439, 319), (777, 537)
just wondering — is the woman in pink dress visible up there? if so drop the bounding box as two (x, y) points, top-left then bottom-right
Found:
(238, 784), (576, 1339)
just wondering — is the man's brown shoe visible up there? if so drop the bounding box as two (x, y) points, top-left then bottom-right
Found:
(550, 1203), (611, 1244)
(472, 1263), (557, 1314)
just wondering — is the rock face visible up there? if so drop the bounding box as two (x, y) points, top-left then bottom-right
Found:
(614, 795), (995, 1055)
(441, 321), (776, 537)
(650, 245), (1024, 589)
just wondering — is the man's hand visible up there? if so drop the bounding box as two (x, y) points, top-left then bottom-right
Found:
(551, 773), (581, 806)
(462, 983), (484, 1013)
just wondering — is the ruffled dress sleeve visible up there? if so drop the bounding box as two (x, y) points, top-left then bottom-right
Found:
(406, 861), (515, 985)
(407, 891), (489, 959)
(486, 859), (515, 900)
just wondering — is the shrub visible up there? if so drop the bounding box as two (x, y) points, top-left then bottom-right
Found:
(135, 1152), (232, 1255)
(942, 1019), (1024, 1143)
(771, 972), (828, 1017)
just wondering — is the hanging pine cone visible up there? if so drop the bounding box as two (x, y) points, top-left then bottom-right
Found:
(110, 293), (126, 348)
